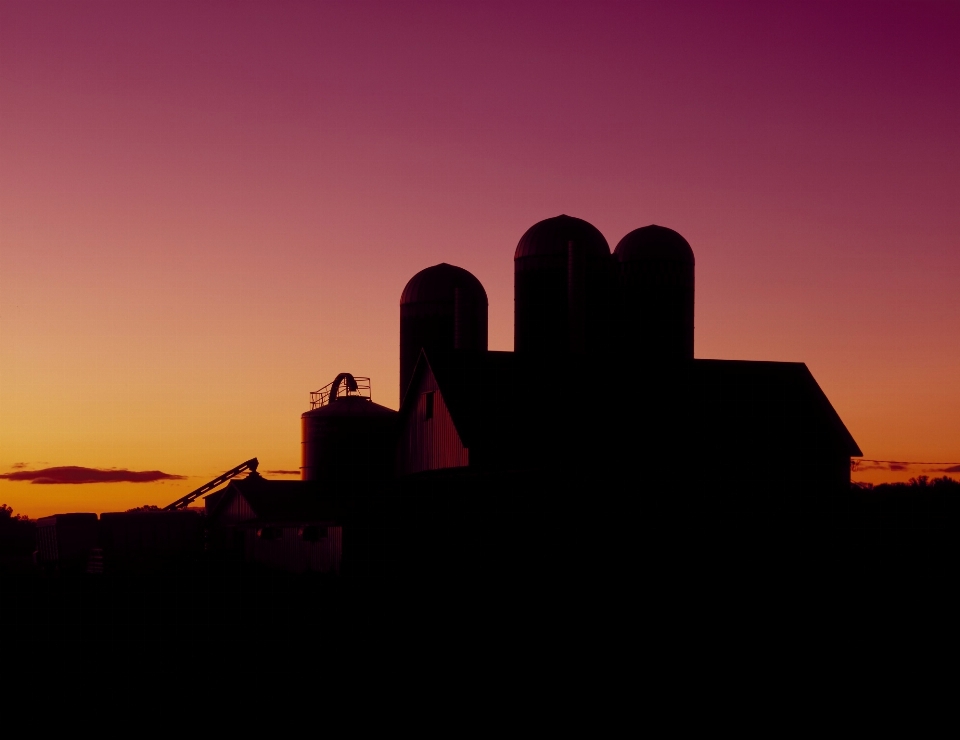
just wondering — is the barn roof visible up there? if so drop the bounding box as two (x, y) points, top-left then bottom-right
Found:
(206, 475), (339, 525)
(401, 350), (862, 463)
(687, 359), (862, 457)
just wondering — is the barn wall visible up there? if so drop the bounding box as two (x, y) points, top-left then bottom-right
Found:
(217, 489), (256, 526)
(242, 525), (342, 574)
(398, 368), (469, 475)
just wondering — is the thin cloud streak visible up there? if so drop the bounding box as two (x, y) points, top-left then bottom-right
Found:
(853, 461), (908, 472)
(853, 459), (960, 474)
(265, 470), (301, 476)
(0, 466), (186, 485)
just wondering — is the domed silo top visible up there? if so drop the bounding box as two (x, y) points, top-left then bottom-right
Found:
(514, 215), (611, 260)
(401, 263), (488, 307)
(614, 225), (694, 265)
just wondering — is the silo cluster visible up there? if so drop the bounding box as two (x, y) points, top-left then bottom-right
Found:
(301, 215), (695, 491)
(512, 215), (695, 361)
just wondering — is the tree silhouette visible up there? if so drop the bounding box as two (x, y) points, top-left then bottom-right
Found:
(0, 503), (28, 521)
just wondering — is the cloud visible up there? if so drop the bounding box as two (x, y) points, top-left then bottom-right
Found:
(924, 465), (960, 474)
(10, 463), (27, 470)
(265, 469), (300, 476)
(0, 466), (186, 485)
(853, 461), (908, 472)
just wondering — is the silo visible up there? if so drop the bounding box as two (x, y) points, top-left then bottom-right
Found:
(301, 373), (399, 486)
(613, 225), (695, 361)
(400, 263), (488, 400)
(514, 215), (612, 354)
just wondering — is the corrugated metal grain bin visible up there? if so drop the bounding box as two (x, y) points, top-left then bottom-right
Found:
(302, 374), (398, 487)
(34, 513), (99, 573)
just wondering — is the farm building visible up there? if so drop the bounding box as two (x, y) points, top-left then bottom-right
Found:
(32, 215), (862, 580)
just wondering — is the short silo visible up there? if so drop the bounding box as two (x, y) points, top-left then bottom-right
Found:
(514, 215), (612, 355)
(301, 373), (399, 487)
(613, 225), (695, 361)
(400, 263), (488, 400)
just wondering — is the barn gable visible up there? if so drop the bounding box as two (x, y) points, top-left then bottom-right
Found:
(397, 352), (469, 475)
(206, 481), (256, 526)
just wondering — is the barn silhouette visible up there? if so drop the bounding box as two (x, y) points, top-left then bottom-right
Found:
(35, 215), (861, 582)
(385, 215), (861, 579)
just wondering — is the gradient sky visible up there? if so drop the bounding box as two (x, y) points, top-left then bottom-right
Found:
(2, 0), (959, 517)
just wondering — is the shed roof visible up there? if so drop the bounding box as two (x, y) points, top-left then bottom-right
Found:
(206, 475), (338, 525)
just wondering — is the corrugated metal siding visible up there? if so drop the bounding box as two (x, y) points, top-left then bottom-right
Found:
(36, 523), (58, 563)
(219, 488), (255, 525)
(398, 368), (469, 475)
(243, 525), (342, 574)
(34, 516), (99, 565)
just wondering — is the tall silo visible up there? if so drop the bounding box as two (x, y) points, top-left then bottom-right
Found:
(301, 373), (398, 485)
(400, 263), (488, 400)
(613, 225), (695, 361)
(514, 215), (612, 355)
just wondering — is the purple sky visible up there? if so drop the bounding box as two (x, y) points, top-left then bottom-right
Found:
(2, 1), (959, 513)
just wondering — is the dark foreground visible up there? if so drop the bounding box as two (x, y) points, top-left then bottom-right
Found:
(2, 534), (957, 644)
(5, 477), (960, 640)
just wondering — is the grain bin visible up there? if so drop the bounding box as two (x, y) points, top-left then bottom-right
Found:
(301, 373), (399, 487)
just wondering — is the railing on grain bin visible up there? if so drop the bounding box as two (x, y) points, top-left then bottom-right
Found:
(310, 374), (371, 409)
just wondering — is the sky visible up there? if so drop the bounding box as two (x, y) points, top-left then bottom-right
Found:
(2, 0), (959, 517)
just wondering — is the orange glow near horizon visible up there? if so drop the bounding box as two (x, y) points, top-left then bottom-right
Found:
(2, 1), (959, 517)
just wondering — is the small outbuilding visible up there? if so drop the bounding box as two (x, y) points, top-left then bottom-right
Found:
(206, 474), (342, 575)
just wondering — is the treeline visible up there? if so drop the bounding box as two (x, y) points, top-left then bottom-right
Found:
(0, 504), (36, 567)
(836, 476), (960, 577)
(847, 475), (960, 519)
(852, 474), (960, 493)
